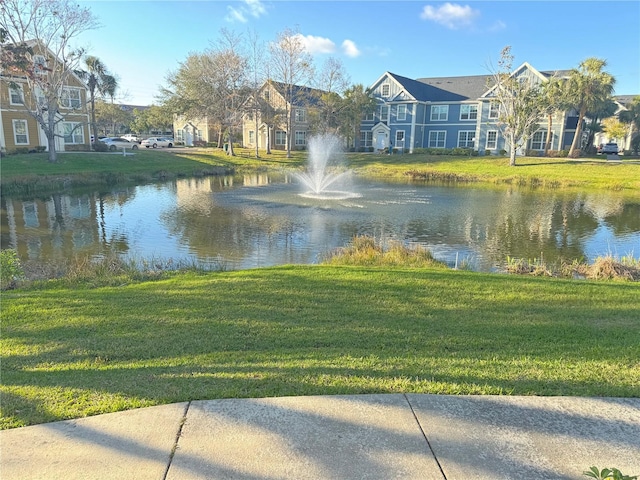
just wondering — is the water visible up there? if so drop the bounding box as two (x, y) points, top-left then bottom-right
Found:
(294, 134), (360, 200)
(2, 174), (639, 272)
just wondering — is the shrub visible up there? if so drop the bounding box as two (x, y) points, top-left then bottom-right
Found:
(93, 141), (109, 152)
(1, 249), (25, 290)
(584, 466), (638, 480)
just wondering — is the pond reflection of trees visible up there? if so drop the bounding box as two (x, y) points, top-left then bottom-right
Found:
(1, 177), (638, 271)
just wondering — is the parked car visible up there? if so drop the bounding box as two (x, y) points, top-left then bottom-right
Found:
(601, 142), (619, 154)
(100, 137), (139, 151)
(122, 134), (140, 143)
(141, 137), (173, 148)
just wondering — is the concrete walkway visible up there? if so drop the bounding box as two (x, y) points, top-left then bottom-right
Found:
(1, 395), (639, 479)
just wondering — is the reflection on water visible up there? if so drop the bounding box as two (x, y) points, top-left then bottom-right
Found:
(2, 175), (639, 272)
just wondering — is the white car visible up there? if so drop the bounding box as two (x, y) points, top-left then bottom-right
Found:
(122, 134), (140, 143)
(141, 137), (173, 148)
(100, 137), (139, 151)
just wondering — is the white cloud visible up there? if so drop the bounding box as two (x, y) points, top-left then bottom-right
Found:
(489, 20), (507, 32)
(225, 0), (267, 23)
(342, 39), (361, 58)
(420, 3), (479, 29)
(294, 34), (336, 54)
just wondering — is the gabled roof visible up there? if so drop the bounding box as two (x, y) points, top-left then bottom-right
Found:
(266, 80), (327, 107)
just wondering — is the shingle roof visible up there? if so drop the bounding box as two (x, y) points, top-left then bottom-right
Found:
(267, 80), (327, 106)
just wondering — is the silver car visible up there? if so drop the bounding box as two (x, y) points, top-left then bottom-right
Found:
(100, 137), (139, 151)
(141, 137), (173, 148)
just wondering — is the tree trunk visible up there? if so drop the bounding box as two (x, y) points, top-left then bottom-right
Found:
(227, 129), (235, 156)
(544, 114), (553, 155)
(509, 133), (517, 166)
(568, 109), (586, 157)
(266, 126), (272, 154)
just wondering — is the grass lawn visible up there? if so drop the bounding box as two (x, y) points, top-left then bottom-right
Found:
(1, 148), (639, 195)
(2, 265), (639, 429)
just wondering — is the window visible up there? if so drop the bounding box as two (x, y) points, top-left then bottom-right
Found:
(263, 90), (270, 100)
(486, 130), (498, 150)
(531, 130), (551, 150)
(397, 104), (407, 121)
(294, 108), (306, 123)
(9, 84), (24, 105)
(13, 119), (29, 145)
(489, 102), (500, 119)
(457, 131), (475, 148)
(395, 130), (405, 148)
(295, 130), (306, 146)
(60, 87), (81, 109)
(248, 131), (255, 144)
(195, 129), (203, 141)
(62, 122), (84, 144)
(275, 130), (286, 145)
(381, 84), (390, 97)
(34, 86), (46, 108)
(431, 105), (448, 121)
(362, 111), (374, 121)
(460, 104), (478, 120)
(360, 131), (373, 147)
(176, 130), (184, 142)
(380, 105), (389, 122)
(428, 131), (446, 148)
(33, 55), (47, 75)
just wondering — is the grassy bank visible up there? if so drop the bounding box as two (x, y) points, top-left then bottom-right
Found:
(1, 148), (639, 196)
(2, 265), (639, 428)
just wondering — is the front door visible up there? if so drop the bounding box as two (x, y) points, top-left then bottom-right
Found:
(376, 132), (386, 151)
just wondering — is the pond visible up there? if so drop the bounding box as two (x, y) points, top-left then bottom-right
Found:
(1, 173), (639, 272)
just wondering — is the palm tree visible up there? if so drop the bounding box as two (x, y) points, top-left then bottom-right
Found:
(539, 76), (567, 155)
(619, 96), (640, 153)
(565, 58), (615, 157)
(76, 56), (118, 146)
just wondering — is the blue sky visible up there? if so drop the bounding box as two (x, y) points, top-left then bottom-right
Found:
(77, 1), (639, 106)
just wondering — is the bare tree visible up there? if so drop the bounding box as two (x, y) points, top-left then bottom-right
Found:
(488, 46), (544, 166)
(269, 28), (314, 157)
(1, 0), (99, 162)
(313, 57), (350, 135)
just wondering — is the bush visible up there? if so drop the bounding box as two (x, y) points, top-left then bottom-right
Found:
(1, 249), (25, 290)
(93, 141), (109, 152)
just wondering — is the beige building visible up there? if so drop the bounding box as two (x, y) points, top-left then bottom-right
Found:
(173, 115), (218, 147)
(1, 41), (90, 155)
(242, 80), (326, 151)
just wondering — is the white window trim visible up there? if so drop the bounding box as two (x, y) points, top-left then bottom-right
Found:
(60, 87), (82, 109)
(530, 130), (549, 150)
(428, 130), (446, 148)
(430, 105), (448, 122)
(397, 104), (407, 121)
(9, 84), (25, 105)
(381, 83), (390, 97)
(460, 104), (478, 121)
(294, 108), (306, 123)
(62, 122), (85, 144)
(294, 130), (306, 146)
(12, 119), (29, 145)
(486, 130), (498, 150)
(457, 131), (475, 148)
(275, 130), (286, 145)
(380, 105), (389, 122)
(489, 102), (500, 119)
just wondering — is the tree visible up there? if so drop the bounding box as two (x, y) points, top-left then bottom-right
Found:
(269, 28), (314, 157)
(539, 76), (568, 155)
(583, 99), (617, 152)
(619, 96), (640, 154)
(340, 84), (377, 150)
(94, 100), (133, 136)
(565, 58), (616, 157)
(601, 117), (627, 143)
(488, 46), (544, 166)
(75, 56), (118, 146)
(1, 0), (99, 162)
(312, 57), (350, 135)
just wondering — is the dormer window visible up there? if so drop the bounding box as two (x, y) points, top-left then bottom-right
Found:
(263, 90), (270, 100)
(381, 84), (390, 97)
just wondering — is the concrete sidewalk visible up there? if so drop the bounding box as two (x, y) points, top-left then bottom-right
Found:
(1, 395), (639, 479)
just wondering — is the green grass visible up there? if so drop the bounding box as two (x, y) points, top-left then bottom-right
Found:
(2, 148), (639, 196)
(2, 265), (639, 429)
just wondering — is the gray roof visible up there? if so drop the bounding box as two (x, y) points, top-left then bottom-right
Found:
(390, 68), (573, 103)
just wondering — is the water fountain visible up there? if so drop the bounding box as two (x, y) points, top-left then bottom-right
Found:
(295, 134), (360, 200)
